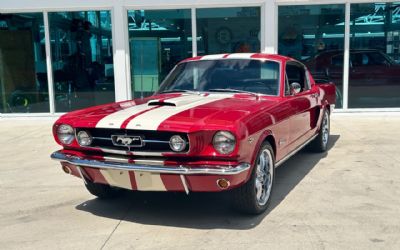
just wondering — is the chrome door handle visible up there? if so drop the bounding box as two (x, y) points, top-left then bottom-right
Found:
(311, 93), (319, 98)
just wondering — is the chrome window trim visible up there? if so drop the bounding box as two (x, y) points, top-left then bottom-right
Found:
(168, 58), (282, 97)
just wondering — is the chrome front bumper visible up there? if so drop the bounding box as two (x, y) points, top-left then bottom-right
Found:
(50, 150), (251, 175)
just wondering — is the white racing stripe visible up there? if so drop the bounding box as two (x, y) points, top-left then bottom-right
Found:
(134, 171), (166, 191)
(125, 93), (233, 130)
(95, 95), (200, 129)
(95, 102), (153, 129)
(100, 169), (132, 190)
(200, 54), (227, 60)
(226, 53), (255, 59)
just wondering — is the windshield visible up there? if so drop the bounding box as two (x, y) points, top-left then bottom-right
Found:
(158, 59), (280, 96)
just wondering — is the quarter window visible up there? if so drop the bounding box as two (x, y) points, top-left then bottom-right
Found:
(331, 54), (344, 67)
(286, 62), (309, 93)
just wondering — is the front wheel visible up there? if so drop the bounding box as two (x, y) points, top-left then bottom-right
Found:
(233, 142), (275, 214)
(84, 181), (123, 199)
(309, 109), (330, 152)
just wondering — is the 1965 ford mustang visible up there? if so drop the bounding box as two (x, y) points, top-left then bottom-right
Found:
(51, 53), (335, 214)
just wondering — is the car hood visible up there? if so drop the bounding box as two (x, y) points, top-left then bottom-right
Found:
(59, 93), (280, 133)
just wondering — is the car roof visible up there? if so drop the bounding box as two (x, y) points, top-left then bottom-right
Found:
(179, 53), (294, 64)
(312, 49), (382, 59)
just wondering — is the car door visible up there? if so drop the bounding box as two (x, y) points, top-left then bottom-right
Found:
(286, 62), (319, 152)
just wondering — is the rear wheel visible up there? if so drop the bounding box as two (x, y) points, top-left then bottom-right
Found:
(233, 142), (275, 214)
(84, 182), (123, 199)
(309, 109), (330, 152)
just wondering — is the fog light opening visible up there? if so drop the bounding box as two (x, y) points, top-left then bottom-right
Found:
(216, 179), (230, 189)
(62, 165), (72, 175)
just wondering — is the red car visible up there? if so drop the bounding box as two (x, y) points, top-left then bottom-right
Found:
(51, 53), (335, 214)
(305, 49), (400, 107)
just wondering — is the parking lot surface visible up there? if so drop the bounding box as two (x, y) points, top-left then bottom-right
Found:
(1, 114), (400, 250)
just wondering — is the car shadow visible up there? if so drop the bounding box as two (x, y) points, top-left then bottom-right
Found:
(76, 135), (340, 230)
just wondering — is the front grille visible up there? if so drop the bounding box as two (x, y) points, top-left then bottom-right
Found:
(76, 128), (189, 153)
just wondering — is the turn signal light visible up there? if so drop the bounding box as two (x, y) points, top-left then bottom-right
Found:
(217, 179), (230, 189)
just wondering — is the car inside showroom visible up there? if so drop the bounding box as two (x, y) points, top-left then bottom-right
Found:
(0, 0), (399, 114)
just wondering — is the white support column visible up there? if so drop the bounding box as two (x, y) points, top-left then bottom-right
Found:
(43, 11), (55, 114)
(191, 8), (197, 57)
(111, 4), (131, 101)
(342, 2), (350, 109)
(260, 3), (265, 52)
(263, 0), (277, 54)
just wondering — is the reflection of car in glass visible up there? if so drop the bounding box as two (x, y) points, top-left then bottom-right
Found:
(51, 53), (335, 214)
(305, 49), (400, 107)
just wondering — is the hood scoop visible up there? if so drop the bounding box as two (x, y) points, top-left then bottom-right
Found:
(147, 101), (176, 107)
(147, 96), (204, 107)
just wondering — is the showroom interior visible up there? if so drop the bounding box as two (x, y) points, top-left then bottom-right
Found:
(0, 0), (399, 115)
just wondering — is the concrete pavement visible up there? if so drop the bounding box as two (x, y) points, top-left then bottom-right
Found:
(0, 114), (399, 249)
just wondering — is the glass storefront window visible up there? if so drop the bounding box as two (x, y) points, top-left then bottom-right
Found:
(196, 7), (261, 55)
(127, 9), (192, 98)
(349, 2), (400, 108)
(278, 5), (345, 108)
(49, 11), (115, 112)
(0, 13), (49, 113)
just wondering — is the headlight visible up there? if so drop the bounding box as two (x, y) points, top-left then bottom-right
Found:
(57, 124), (74, 145)
(169, 135), (187, 152)
(213, 131), (236, 154)
(77, 130), (93, 146)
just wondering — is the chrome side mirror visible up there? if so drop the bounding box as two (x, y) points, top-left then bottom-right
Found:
(290, 82), (302, 95)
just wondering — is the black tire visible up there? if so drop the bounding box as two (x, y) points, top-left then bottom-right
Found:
(233, 142), (275, 214)
(309, 109), (330, 152)
(84, 182), (123, 199)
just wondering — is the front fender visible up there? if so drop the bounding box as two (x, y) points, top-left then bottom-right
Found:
(240, 129), (275, 184)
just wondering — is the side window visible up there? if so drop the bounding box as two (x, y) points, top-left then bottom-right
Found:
(367, 52), (389, 66)
(351, 52), (387, 67)
(331, 54), (344, 67)
(351, 52), (363, 67)
(286, 62), (309, 94)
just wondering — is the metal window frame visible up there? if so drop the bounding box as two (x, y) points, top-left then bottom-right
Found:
(1, 0), (400, 117)
(123, 6), (195, 100)
(0, 10), (52, 116)
(47, 7), (116, 112)
(0, 7), (115, 116)
(276, 2), (349, 110)
(275, 0), (400, 112)
(0, 1), (266, 117)
(123, 3), (264, 100)
(193, 4), (264, 54)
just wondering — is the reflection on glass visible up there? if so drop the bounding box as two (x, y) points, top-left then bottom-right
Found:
(278, 5), (345, 108)
(196, 7), (261, 55)
(49, 11), (114, 112)
(127, 9), (192, 98)
(349, 2), (400, 108)
(158, 59), (280, 96)
(0, 13), (49, 113)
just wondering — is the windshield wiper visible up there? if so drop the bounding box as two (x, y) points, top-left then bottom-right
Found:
(208, 88), (259, 96)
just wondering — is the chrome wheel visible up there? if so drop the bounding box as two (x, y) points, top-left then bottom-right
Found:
(322, 112), (330, 147)
(255, 149), (274, 206)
